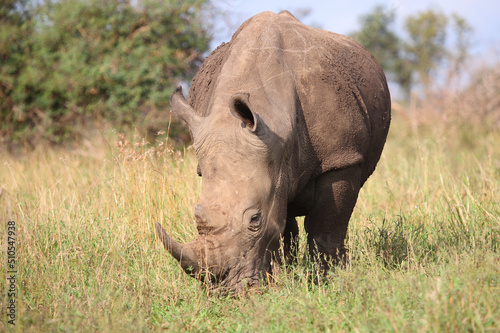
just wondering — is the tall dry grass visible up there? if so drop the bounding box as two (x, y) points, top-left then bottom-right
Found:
(0, 72), (499, 330)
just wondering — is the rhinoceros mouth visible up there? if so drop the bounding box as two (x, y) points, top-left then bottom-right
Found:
(216, 258), (272, 293)
(155, 221), (271, 292)
(217, 273), (261, 294)
(190, 256), (263, 293)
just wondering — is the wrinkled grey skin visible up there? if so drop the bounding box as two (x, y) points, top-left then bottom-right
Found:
(155, 11), (391, 292)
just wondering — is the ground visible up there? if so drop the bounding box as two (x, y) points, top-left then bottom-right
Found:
(0, 115), (498, 331)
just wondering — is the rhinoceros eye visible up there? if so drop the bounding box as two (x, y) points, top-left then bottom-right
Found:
(248, 213), (262, 232)
(196, 164), (202, 177)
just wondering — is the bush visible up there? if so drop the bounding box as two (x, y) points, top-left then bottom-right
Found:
(0, 0), (212, 149)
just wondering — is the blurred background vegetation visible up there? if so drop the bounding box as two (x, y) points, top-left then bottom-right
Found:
(0, 0), (499, 151)
(1, 0), (212, 150)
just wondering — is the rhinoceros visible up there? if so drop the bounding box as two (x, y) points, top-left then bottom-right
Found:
(155, 10), (390, 292)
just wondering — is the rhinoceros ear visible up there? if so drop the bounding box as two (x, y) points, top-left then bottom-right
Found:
(229, 93), (262, 133)
(170, 86), (203, 133)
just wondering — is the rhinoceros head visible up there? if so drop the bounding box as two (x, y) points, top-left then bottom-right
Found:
(155, 87), (290, 292)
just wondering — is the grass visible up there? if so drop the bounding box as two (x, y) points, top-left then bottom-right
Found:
(0, 116), (499, 332)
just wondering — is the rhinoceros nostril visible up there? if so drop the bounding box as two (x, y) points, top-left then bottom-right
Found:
(195, 204), (208, 224)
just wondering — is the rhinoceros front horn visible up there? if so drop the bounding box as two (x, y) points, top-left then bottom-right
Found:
(154, 222), (200, 275)
(170, 86), (203, 133)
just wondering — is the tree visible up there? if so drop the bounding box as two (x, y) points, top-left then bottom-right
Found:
(0, 0), (32, 127)
(350, 6), (399, 75)
(350, 6), (413, 99)
(350, 6), (473, 100)
(404, 10), (448, 87)
(447, 14), (473, 80)
(1, 0), (213, 148)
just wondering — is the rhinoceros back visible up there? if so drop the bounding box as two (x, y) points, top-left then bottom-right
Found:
(187, 11), (390, 186)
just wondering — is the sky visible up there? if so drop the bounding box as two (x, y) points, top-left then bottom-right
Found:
(212, 0), (500, 57)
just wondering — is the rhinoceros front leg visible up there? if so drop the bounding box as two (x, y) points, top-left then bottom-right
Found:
(304, 165), (362, 272)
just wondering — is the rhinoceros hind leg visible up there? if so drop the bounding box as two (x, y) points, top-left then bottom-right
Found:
(281, 216), (299, 265)
(304, 165), (362, 273)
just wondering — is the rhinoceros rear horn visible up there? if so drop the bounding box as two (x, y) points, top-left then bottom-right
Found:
(229, 93), (260, 132)
(170, 86), (203, 133)
(154, 221), (200, 275)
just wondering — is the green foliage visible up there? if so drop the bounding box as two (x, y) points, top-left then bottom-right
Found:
(404, 10), (449, 86)
(0, 1), (32, 129)
(350, 6), (473, 99)
(447, 13), (474, 76)
(349, 6), (412, 97)
(0, 0), (211, 147)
